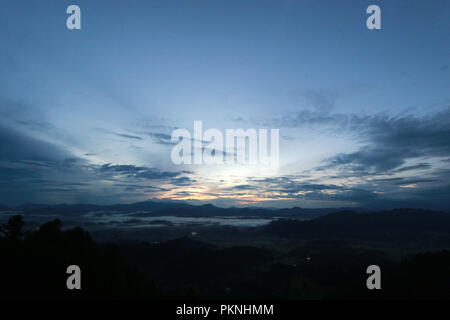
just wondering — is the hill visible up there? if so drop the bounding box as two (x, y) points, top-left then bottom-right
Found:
(259, 209), (450, 245)
(0, 200), (341, 219)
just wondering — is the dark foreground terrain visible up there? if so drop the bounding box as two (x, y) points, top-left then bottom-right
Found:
(1, 208), (450, 299)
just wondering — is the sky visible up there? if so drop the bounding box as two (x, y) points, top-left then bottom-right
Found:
(0, 0), (449, 209)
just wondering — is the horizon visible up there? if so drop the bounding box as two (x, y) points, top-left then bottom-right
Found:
(0, 198), (447, 212)
(0, 1), (449, 210)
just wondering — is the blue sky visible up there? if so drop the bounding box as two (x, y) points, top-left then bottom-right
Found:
(0, 0), (449, 208)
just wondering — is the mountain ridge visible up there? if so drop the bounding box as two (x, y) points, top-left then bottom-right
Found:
(0, 200), (365, 218)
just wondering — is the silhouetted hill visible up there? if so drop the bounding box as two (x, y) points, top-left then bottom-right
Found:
(0, 201), (195, 216)
(2, 215), (450, 299)
(142, 205), (356, 218)
(388, 250), (450, 299)
(159, 236), (215, 250)
(119, 236), (273, 295)
(14, 203), (49, 212)
(259, 209), (450, 245)
(0, 200), (341, 218)
(0, 215), (161, 299)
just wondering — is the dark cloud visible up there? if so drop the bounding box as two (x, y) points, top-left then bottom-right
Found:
(392, 178), (437, 185)
(371, 177), (437, 185)
(305, 187), (380, 203)
(94, 128), (143, 140)
(114, 133), (142, 140)
(244, 176), (345, 196)
(114, 183), (167, 192)
(99, 163), (147, 174)
(0, 123), (68, 163)
(239, 169), (450, 210)
(391, 163), (432, 173)
(97, 163), (183, 180)
(320, 147), (409, 174)
(278, 183), (342, 193)
(135, 169), (179, 180)
(224, 184), (259, 191)
(319, 108), (450, 175)
(170, 176), (197, 186)
(144, 132), (231, 156)
(146, 132), (175, 145)
(371, 177), (404, 183)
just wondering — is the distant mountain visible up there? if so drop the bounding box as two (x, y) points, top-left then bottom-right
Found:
(126, 203), (349, 218)
(259, 209), (450, 245)
(0, 200), (193, 216)
(0, 205), (11, 212)
(0, 200), (344, 218)
(14, 203), (49, 211)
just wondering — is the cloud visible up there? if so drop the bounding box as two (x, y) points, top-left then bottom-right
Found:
(94, 128), (143, 140)
(318, 108), (450, 175)
(223, 184), (259, 191)
(225, 167), (450, 209)
(135, 168), (180, 180)
(1, 91), (448, 209)
(144, 132), (233, 159)
(114, 133), (143, 140)
(114, 183), (167, 192)
(145, 132), (175, 145)
(391, 163), (432, 173)
(371, 177), (437, 185)
(236, 176), (347, 198)
(0, 121), (183, 205)
(170, 176), (197, 186)
(300, 107), (450, 209)
(0, 123), (69, 163)
(98, 163), (147, 174)
(96, 163), (184, 180)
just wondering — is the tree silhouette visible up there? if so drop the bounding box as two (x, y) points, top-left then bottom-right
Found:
(0, 215), (24, 240)
(0, 215), (161, 299)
